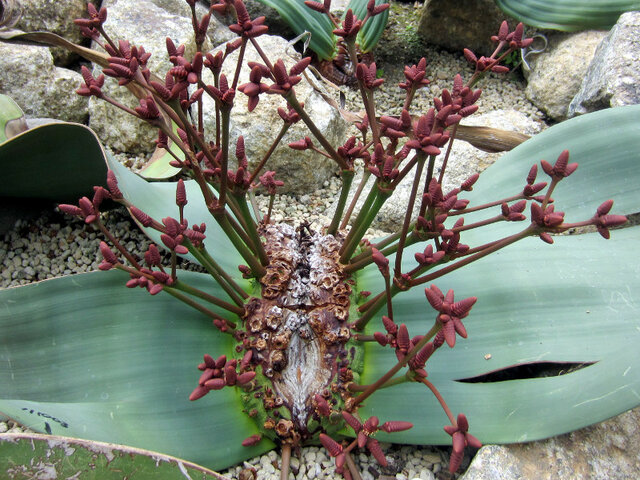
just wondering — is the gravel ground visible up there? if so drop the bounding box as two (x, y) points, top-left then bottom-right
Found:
(0, 36), (543, 479)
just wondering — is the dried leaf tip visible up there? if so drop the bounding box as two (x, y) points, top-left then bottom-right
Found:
(241, 434), (262, 447)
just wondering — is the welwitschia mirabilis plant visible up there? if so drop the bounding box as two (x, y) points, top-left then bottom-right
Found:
(1, 1), (639, 477)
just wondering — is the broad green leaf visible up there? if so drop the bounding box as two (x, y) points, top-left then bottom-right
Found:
(0, 433), (226, 479)
(358, 227), (640, 444)
(0, 94), (27, 143)
(254, 0), (337, 60)
(0, 122), (107, 202)
(0, 270), (274, 470)
(495, 0), (640, 31)
(355, 106), (640, 444)
(460, 105), (640, 244)
(106, 155), (248, 280)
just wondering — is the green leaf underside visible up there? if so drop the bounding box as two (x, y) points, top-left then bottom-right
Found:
(0, 122), (107, 203)
(0, 433), (226, 479)
(0, 94), (27, 144)
(0, 270), (274, 470)
(137, 144), (183, 180)
(254, 0), (336, 60)
(138, 123), (184, 180)
(495, 0), (640, 31)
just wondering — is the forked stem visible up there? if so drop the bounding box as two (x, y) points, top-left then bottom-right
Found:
(340, 171), (371, 230)
(345, 453), (363, 480)
(418, 377), (456, 426)
(328, 169), (355, 235)
(351, 322), (440, 407)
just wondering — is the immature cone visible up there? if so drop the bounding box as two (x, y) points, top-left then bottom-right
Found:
(319, 433), (343, 457)
(314, 394), (331, 417)
(593, 199), (627, 239)
(176, 179), (187, 207)
(304, 0), (331, 14)
(366, 438), (387, 467)
(342, 411), (363, 433)
(98, 242), (118, 270)
(381, 420), (413, 433)
(371, 247), (389, 276)
(444, 413), (482, 472)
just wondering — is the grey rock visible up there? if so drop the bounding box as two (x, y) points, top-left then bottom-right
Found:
(88, 0), (211, 154)
(461, 407), (640, 480)
(147, 0), (192, 17)
(0, 42), (88, 123)
(569, 12), (640, 117)
(355, 110), (543, 233)
(15, 0), (88, 65)
(148, 0), (236, 45)
(202, 35), (348, 194)
(525, 31), (607, 121)
(417, 0), (517, 57)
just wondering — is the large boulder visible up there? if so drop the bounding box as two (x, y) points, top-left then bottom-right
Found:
(87, 0), (213, 154)
(86, 2), (347, 191)
(525, 31), (607, 121)
(461, 407), (640, 480)
(568, 11), (640, 117)
(15, 0), (88, 66)
(202, 35), (348, 194)
(0, 42), (88, 123)
(148, 0), (236, 45)
(417, 0), (517, 57)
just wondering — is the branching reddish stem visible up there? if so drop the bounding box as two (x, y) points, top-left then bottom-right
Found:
(418, 377), (456, 425)
(351, 322), (440, 407)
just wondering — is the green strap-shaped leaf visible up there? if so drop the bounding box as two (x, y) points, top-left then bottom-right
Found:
(495, 0), (640, 31)
(461, 105), (640, 245)
(0, 270), (274, 470)
(0, 122), (107, 202)
(107, 155), (248, 280)
(0, 433), (227, 479)
(355, 106), (640, 444)
(358, 227), (640, 444)
(254, 0), (337, 60)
